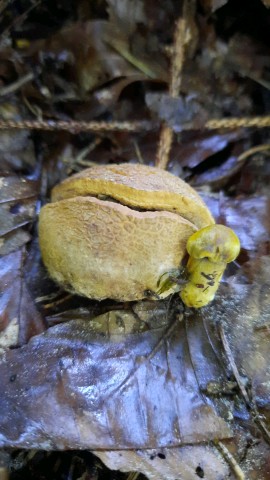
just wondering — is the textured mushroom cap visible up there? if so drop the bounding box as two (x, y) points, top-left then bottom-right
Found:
(186, 224), (241, 263)
(39, 163), (216, 301)
(39, 197), (197, 301)
(52, 163), (214, 229)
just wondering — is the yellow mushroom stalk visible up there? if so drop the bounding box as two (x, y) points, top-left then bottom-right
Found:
(180, 225), (240, 308)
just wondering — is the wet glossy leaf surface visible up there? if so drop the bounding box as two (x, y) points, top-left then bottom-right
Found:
(0, 305), (232, 449)
(0, 250), (46, 348)
(1, 0), (270, 479)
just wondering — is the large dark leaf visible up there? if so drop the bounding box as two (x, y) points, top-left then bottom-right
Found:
(0, 304), (231, 449)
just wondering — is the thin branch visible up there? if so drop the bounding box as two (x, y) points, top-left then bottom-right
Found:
(206, 116), (270, 130)
(0, 119), (154, 133)
(156, 0), (195, 170)
(156, 126), (173, 170)
(1, 115), (270, 134)
(1, 0), (41, 39)
(218, 324), (250, 405)
(237, 144), (270, 163)
(0, 72), (34, 97)
(215, 441), (245, 480)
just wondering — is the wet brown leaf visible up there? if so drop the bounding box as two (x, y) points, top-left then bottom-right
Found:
(145, 93), (208, 132)
(221, 257), (270, 426)
(0, 250), (46, 349)
(172, 131), (242, 169)
(0, 172), (45, 347)
(0, 102), (36, 173)
(226, 34), (270, 90)
(190, 154), (241, 189)
(0, 307), (231, 449)
(28, 21), (167, 95)
(95, 445), (230, 480)
(237, 151), (270, 195)
(0, 175), (38, 255)
(200, 194), (270, 260)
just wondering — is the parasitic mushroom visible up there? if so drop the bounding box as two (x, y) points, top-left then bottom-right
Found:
(39, 163), (240, 307)
(180, 225), (241, 308)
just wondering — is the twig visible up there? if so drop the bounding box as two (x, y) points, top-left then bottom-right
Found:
(126, 473), (140, 480)
(206, 115), (270, 130)
(0, 72), (34, 97)
(1, 115), (270, 134)
(1, 0), (41, 39)
(215, 441), (245, 480)
(0, 119), (154, 133)
(218, 324), (250, 404)
(237, 143), (270, 162)
(0, 115), (267, 133)
(156, 126), (173, 170)
(156, 0), (195, 170)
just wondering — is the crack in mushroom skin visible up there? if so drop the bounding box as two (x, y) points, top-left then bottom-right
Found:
(39, 163), (240, 306)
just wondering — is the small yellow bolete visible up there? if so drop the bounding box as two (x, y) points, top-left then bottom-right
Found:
(39, 163), (240, 307)
(180, 225), (240, 308)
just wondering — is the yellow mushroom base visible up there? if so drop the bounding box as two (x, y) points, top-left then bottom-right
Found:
(180, 257), (226, 308)
(180, 224), (240, 308)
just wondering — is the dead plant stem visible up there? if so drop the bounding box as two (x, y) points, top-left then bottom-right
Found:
(1, 115), (270, 134)
(155, 1), (195, 169)
(215, 441), (245, 480)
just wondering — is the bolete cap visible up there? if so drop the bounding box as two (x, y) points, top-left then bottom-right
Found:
(186, 224), (240, 264)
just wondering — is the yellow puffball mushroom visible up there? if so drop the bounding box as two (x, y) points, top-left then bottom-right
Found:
(180, 225), (241, 308)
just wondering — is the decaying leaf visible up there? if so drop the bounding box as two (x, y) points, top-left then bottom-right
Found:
(0, 250), (46, 349)
(1, 1), (270, 478)
(0, 304), (232, 450)
(95, 445), (230, 480)
(1, 253), (270, 478)
(0, 176), (38, 256)
(145, 93), (208, 132)
(220, 257), (270, 426)
(197, 194), (270, 263)
(107, 0), (147, 33)
(0, 172), (45, 347)
(27, 21), (167, 95)
(0, 102), (36, 172)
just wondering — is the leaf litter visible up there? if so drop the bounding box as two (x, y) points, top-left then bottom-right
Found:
(1, 0), (270, 479)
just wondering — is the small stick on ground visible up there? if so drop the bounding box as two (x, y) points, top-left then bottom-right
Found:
(1, 115), (270, 134)
(0, 119), (153, 133)
(0, 72), (34, 97)
(215, 441), (245, 480)
(155, 0), (195, 170)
